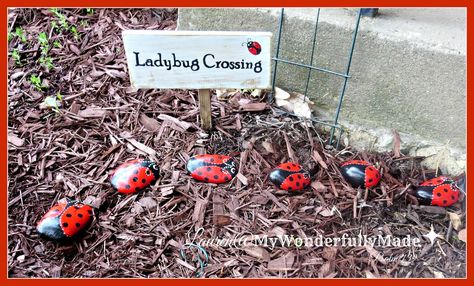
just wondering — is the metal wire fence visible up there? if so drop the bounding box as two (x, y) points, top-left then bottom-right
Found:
(270, 8), (362, 148)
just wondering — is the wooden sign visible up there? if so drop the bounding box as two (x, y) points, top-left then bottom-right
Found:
(122, 30), (272, 89)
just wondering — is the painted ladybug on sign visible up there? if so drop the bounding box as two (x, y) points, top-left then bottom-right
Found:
(269, 162), (311, 191)
(37, 198), (94, 241)
(244, 40), (261, 55)
(340, 160), (381, 188)
(186, 154), (238, 184)
(110, 159), (160, 194)
(413, 176), (460, 207)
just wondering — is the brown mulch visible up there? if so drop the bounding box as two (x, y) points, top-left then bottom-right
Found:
(7, 8), (466, 278)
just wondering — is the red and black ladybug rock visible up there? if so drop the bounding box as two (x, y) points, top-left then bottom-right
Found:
(413, 176), (460, 207)
(37, 198), (94, 241)
(269, 162), (311, 191)
(340, 160), (381, 188)
(186, 154), (238, 184)
(246, 40), (261, 55)
(110, 159), (160, 194)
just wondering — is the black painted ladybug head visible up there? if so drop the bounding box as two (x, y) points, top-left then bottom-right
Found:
(142, 160), (160, 178)
(222, 158), (238, 177)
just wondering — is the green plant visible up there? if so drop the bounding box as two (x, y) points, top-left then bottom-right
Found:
(70, 25), (79, 40)
(53, 40), (62, 48)
(43, 92), (62, 113)
(30, 75), (45, 91)
(80, 20), (88, 27)
(86, 8), (94, 15)
(11, 49), (21, 65)
(50, 8), (69, 31)
(39, 56), (54, 70)
(8, 32), (13, 42)
(15, 27), (27, 42)
(37, 32), (54, 70)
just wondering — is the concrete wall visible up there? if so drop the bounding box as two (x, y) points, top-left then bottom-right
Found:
(178, 8), (466, 175)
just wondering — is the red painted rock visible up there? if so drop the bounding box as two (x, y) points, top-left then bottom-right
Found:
(186, 154), (238, 184)
(269, 162), (311, 191)
(413, 176), (460, 207)
(37, 198), (94, 241)
(110, 159), (160, 194)
(340, 160), (381, 188)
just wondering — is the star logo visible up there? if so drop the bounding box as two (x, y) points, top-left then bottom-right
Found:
(423, 225), (442, 245)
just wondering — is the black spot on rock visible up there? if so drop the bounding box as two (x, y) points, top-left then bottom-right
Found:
(142, 179), (146, 184)
(62, 223), (68, 227)
(207, 167), (212, 172)
(289, 177), (294, 181)
(214, 175), (219, 180)
(78, 213), (83, 218)
(133, 177), (138, 182)
(66, 214), (72, 217)
(76, 223), (81, 227)
(437, 193), (442, 197)
(125, 184), (130, 189)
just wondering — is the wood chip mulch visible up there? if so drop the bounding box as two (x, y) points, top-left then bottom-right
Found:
(7, 8), (466, 278)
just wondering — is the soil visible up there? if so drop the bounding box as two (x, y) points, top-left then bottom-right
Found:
(7, 8), (466, 278)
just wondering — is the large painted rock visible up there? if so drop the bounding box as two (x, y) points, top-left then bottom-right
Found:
(37, 198), (94, 241)
(340, 160), (381, 188)
(269, 162), (311, 191)
(186, 154), (238, 184)
(413, 176), (460, 207)
(110, 159), (160, 194)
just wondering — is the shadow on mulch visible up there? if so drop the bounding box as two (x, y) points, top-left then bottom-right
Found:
(8, 8), (466, 278)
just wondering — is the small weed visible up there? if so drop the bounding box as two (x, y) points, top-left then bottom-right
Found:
(43, 92), (62, 113)
(50, 8), (69, 31)
(30, 75), (45, 91)
(86, 8), (94, 15)
(53, 40), (62, 48)
(39, 56), (54, 70)
(11, 49), (21, 65)
(80, 20), (88, 27)
(8, 32), (13, 42)
(15, 27), (27, 42)
(70, 26), (79, 40)
(37, 32), (54, 70)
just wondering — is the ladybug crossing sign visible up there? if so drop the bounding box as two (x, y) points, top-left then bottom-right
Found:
(122, 30), (272, 130)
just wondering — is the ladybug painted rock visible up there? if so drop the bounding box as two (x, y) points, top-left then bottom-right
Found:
(37, 198), (94, 241)
(246, 40), (261, 55)
(186, 154), (238, 184)
(110, 159), (160, 194)
(340, 160), (381, 188)
(413, 176), (460, 207)
(269, 162), (311, 191)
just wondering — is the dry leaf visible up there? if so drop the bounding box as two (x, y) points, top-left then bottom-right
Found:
(243, 247), (270, 261)
(274, 87), (290, 99)
(139, 113), (160, 132)
(448, 212), (462, 231)
(138, 197), (157, 209)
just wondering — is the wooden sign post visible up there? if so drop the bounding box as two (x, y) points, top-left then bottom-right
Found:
(122, 30), (272, 131)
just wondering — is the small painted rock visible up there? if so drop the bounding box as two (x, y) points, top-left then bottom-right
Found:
(186, 154), (238, 184)
(37, 198), (94, 241)
(413, 176), (460, 207)
(269, 162), (311, 191)
(110, 159), (160, 194)
(340, 160), (381, 188)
